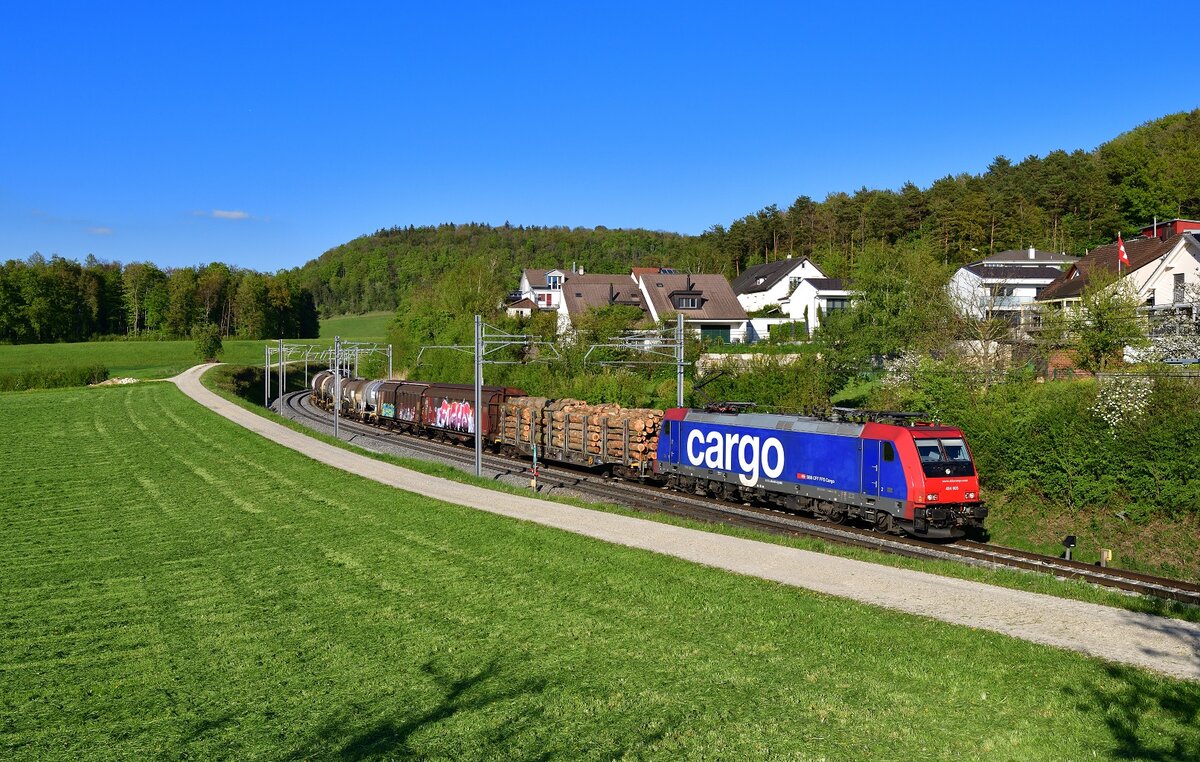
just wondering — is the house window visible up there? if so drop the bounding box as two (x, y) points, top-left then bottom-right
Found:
(1175, 273), (1186, 303)
(547, 275), (562, 290)
(676, 296), (699, 309)
(825, 297), (850, 312)
(789, 277), (801, 291)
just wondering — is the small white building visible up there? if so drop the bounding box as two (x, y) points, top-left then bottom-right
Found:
(949, 247), (1075, 325)
(730, 257), (826, 314)
(789, 278), (853, 335)
(517, 268), (569, 312)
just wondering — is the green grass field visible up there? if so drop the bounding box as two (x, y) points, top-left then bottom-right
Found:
(0, 339), (269, 380)
(2, 384), (1197, 759)
(0, 312), (393, 381)
(319, 311), (394, 340)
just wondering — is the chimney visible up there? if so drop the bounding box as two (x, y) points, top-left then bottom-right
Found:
(1028, 246), (1035, 260)
(686, 274), (694, 291)
(608, 283), (615, 305)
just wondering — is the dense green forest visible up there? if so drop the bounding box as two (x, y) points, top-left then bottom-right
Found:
(0, 255), (319, 343)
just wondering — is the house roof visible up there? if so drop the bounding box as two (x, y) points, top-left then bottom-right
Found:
(506, 298), (537, 310)
(963, 264), (1066, 281)
(640, 274), (747, 321)
(803, 277), (848, 292)
(1037, 233), (1184, 302)
(630, 266), (676, 277)
(522, 268), (566, 288)
(730, 258), (812, 295)
(561, 274), (648, 317)
(982, 248), (1078, 266)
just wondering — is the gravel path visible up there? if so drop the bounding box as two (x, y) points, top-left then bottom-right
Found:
(174, 365), (1200, 681)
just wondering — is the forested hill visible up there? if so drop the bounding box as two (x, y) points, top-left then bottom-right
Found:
(292, 225), (723, 316)
(296, 109), (1200, 316)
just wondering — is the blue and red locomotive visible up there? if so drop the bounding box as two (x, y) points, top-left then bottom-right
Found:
(653, 407), (986, 538)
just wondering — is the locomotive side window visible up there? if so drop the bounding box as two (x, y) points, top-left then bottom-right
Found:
(664, 420), (673, 436)
(882, 441), (895, 462)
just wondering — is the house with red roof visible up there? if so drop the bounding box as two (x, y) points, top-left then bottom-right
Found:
(1036, 221), (1200, 314)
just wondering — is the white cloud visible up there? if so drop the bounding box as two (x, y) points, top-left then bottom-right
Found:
(211, 209), (251, 220)
(86, 226), (114, 235)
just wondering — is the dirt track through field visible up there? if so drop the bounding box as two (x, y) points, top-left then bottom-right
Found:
(174, 365), (1200, 681)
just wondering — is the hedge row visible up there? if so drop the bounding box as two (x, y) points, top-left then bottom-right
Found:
(0, 364), (110, 392)
(890, 367), (1200, 521)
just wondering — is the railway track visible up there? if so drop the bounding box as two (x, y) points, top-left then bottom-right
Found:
(279, 390), (1200, 607)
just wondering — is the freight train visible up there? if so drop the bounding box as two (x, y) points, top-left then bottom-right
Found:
(310, 370), (987, 539)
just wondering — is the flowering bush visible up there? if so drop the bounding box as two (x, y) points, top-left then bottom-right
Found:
(1090, 375), (1153, 431)
(880, 351), (923, 391)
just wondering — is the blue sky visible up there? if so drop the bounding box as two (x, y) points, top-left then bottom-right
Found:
(2, 1), (1196, 272)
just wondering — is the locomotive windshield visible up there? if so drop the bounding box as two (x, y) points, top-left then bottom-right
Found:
(914, 437), (975, 477)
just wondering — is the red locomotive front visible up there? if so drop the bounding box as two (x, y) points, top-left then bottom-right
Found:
(899, 424), (987, 536)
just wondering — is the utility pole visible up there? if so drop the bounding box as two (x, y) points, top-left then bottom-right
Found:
(474, 315), (483, 477)
(278, 337), (285, 415)
(333, 335), (341, 439)
(263, 344), (270, 408)
(676, 313), (685, 407)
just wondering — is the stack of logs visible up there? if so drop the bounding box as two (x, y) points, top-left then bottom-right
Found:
(499, 397), (663, 464)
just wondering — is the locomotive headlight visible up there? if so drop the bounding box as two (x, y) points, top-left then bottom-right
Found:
(966, 492), (977, 500)
(926, 493), (939, 502)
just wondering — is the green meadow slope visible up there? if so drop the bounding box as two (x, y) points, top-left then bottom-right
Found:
(0, 313), (389, 382)
(1, 383), (1197, 759)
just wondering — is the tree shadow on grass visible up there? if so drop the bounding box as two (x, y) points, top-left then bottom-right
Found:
(1062, 613), (1200, 761)
(289, 658), (670, 760)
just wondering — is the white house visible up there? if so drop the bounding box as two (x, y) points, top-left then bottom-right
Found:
(634, 271), (748, 343)
(730, 257), (826, 314)
(554, 273), (649, 335)
(789, 278), (853, 336)
(949, 247), (1076, 325)
(516, 268), (569, 312)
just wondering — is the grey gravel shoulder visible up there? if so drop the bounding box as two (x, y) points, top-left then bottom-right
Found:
(173, 364), (1200, 681)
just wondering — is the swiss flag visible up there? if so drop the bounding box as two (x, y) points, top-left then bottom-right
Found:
(1117, 233), (1130, 266)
